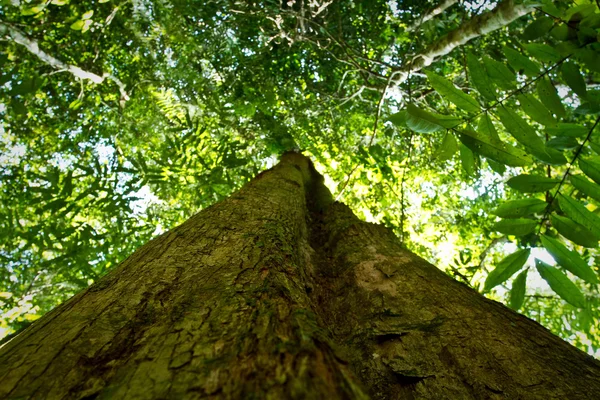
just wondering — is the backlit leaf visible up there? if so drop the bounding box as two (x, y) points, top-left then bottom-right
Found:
(435, 132), (459, 161)
(541, 234), (599, 284)
(509, 269), (528, 310)
(558, 194), (600, 238)
(425, 71), (480, 113)
(493, 218), (537, 236)
(483, 249), (530, 292)
(579, 158), (600, 185)
(535, 259), (586, 308)
(522, 16), (554, 40)
(467, 52), (496, 101)
(551, 214), (599, 248)
(503, 46), (540, 77)
(546, 124), (588, 137)
(537, 78), (566, 117)
(458, 129), (533, 167)
(492, 199), (547, 219)
(506, 174), (560, 193)
(496, 106), (545, 150)
(483, 56), (515, 90)
(517, 93), (556, 126)
(561, 61), (587, 98)
(523, 43), (561, 63)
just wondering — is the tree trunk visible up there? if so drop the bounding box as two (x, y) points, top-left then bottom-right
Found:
(1, 153), (599, 399)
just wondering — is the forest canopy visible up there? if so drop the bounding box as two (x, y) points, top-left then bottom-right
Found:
(2, 0), (600, 355)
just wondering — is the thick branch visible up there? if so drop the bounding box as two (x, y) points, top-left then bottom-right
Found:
(396, 0), (535, 83)
(407, 0), (459, 31)
(0, 20), (129, 101)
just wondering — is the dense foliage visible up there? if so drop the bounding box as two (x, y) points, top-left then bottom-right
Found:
(1, 0), (600, 355)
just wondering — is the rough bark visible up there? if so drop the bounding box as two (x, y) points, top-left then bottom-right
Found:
(1, 152), (600, 399)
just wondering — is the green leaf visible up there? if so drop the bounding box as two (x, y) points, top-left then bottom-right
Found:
(503, 46), (540, 77)
(576, 48), (600, 74)
(589, 141), (600, 155)
(579, 158), (600, 185)
(434, 132), (458, 161)
(561, 61), (587, 98)
(506, 174), (561, 193)
(477, 114), (500, 142)
(488, 159), (506, 175)
(551, 214), (599, 248)
(493, 218), (537, 236)
(496, 106), (545, 150)
(460, 144), (476, 176)
(483, 56), (516, 90)
(541, 234), (599, 284)
(70, 20), (85, 31)
(558, 194), (600, 238)
(537, 78), (566, 117)
(458, 130), (533, 167)
(404, 103), (461, 133)
(388, 111), (407, 126)
(492, 199), (547, 219)
(547, 136), (579, 151)
(522, 16), (554, 40)
(82, 10), (94, 19)
(523, 43), (561, 63)
(509, 269), (528, 311)
(517, 93), (556, 126)
(546, 123), (588, 138)
(467, 52), (496, 101)
(425, 71), (480, 113)
(529, 145), (568, 166)
(535, 259), (586, 308)
(21, 5), (45, 15)
(483, 249), (530, 292)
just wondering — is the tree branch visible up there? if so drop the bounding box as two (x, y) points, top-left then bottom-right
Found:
(407, 0), (459, 32)
(0, 20), (130, 102)
(395, 0), (535, 84)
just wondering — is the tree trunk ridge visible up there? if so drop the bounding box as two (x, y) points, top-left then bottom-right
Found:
(0, 153), (599, 399)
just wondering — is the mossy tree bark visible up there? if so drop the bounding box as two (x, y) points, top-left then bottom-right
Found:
(1, 153), (600, 399)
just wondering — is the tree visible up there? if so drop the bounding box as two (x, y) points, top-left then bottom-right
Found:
(2, 0), (600, 382)
(1, 151), (600, 399)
